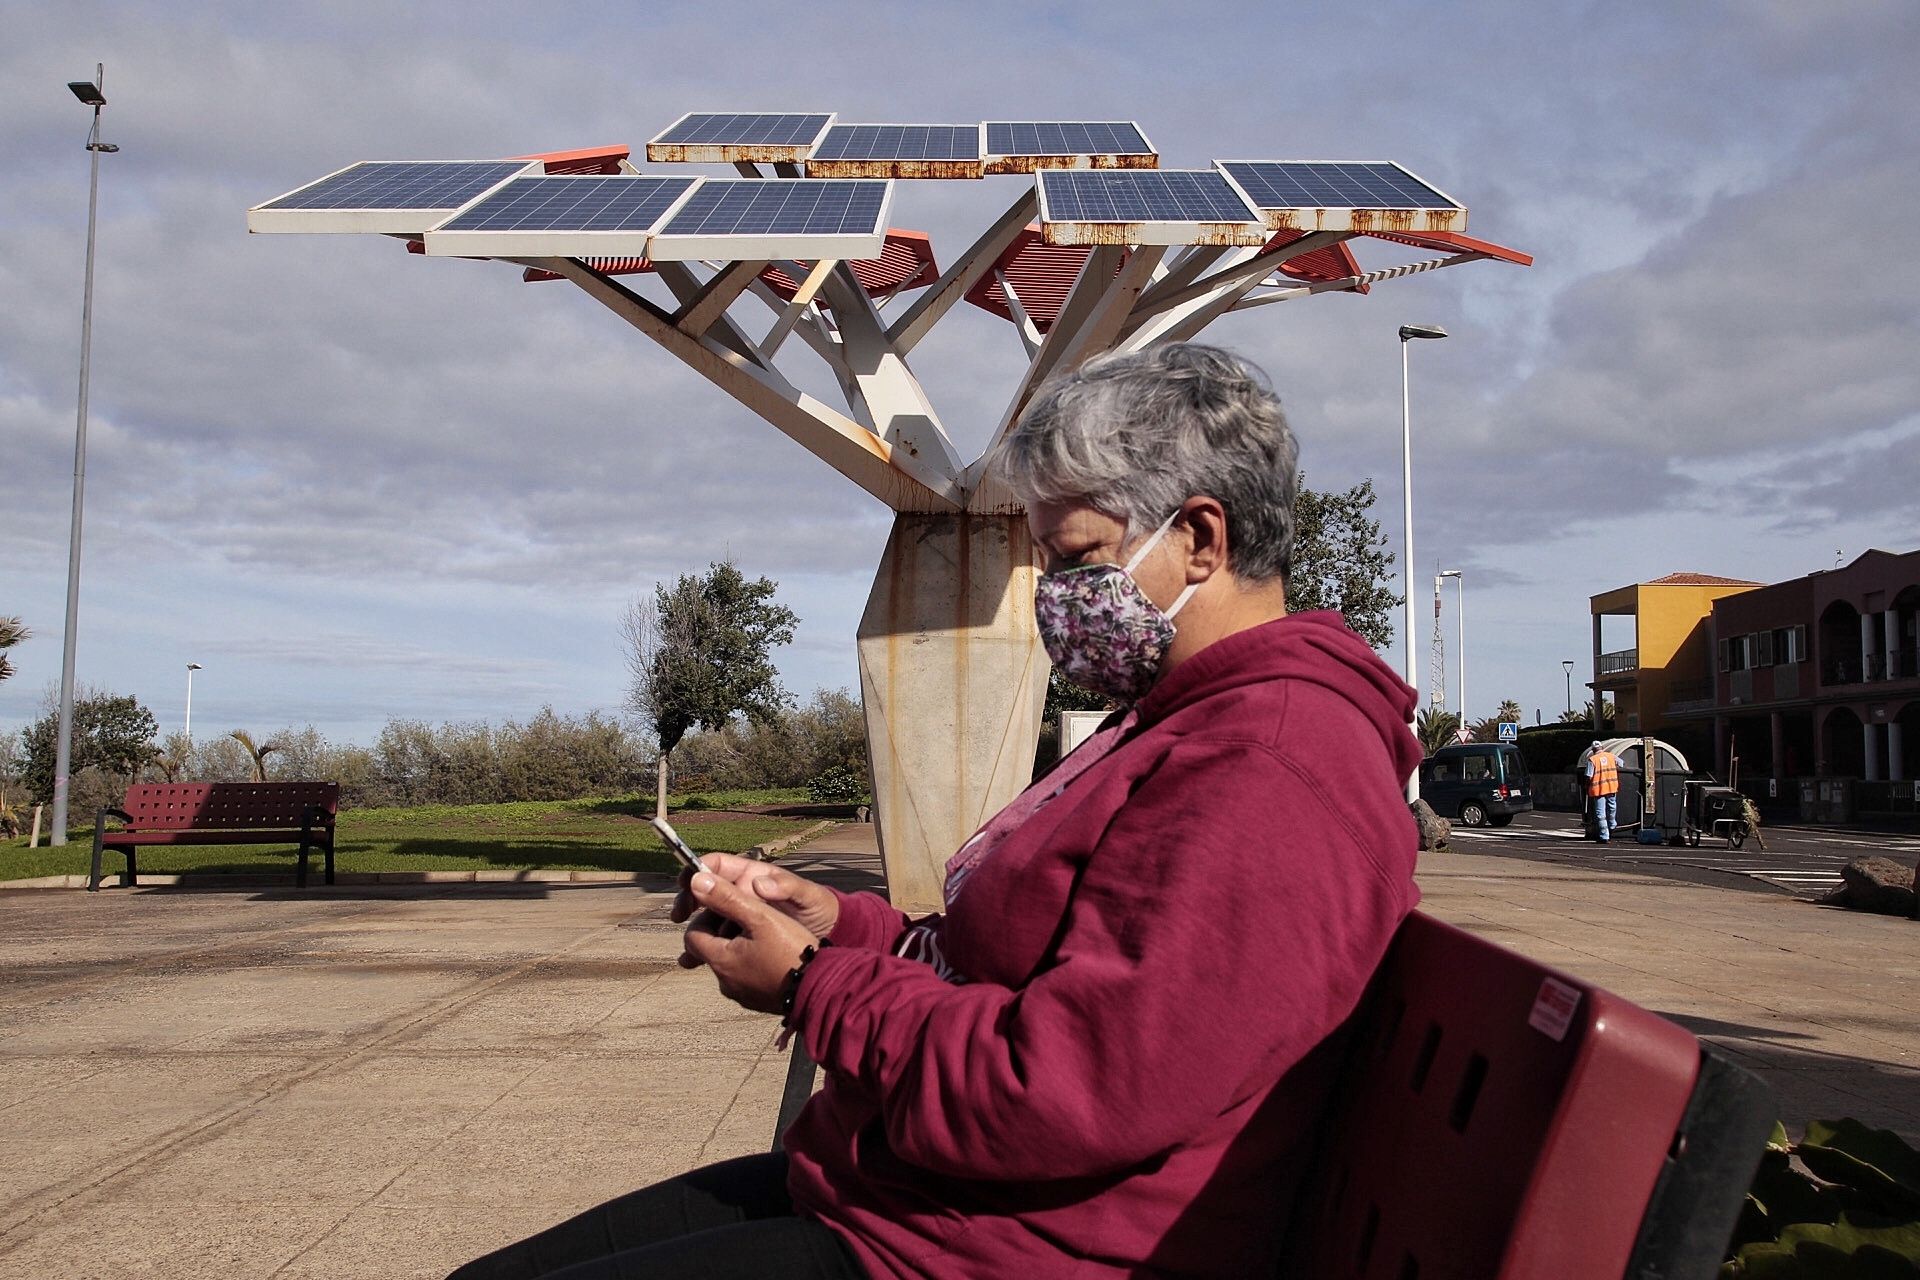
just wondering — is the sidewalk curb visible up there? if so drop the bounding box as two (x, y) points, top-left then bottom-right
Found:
(749, 819), (840, 860)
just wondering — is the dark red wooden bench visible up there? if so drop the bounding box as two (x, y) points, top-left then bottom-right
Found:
(771, 910), (1775, 1279)
(89, 781), (341, 891)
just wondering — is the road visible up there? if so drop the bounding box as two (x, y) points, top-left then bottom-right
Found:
(1443, 809), (1920, 898)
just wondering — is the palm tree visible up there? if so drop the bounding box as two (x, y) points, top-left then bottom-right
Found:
(229, 729), (280, 782)
(0, 616), (27, 684)
(1416, 707), (1462, 755)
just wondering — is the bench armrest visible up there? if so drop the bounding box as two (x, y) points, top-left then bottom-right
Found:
(95, 806), (132, 828)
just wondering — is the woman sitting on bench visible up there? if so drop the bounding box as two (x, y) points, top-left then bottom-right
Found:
(450, 343), (1425, 1280)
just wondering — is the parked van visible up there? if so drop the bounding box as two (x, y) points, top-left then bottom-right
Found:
(1419, 742), (1533, 827)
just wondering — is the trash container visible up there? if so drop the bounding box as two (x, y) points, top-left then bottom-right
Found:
(1798, 779), (1818, 822)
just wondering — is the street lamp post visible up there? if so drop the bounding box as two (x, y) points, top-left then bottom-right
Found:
(1440, 569), (1464, 734)
(185, 663), (203, 743)
(50, 65), (118, 847)
(1562, 660), (1575, 717)
(1398, 323), (1448, 800)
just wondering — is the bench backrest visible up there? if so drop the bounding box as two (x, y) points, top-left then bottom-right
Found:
(1278, 911), (1772, 1279)
(119, 781), (340, 831)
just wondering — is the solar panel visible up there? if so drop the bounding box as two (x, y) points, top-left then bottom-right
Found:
(421, 175), (699, 258)
(647, 179), (892, 261)
(1218, 161), (1465, 233)
(247, 160), (534, 234)
(1036, 170), (1264, 246)
(646, 113), (834, 162)
(806, 124), (984, 179)
(982, 121), (1156, 173)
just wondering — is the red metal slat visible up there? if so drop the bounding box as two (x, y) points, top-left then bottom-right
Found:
(1361, 228), (1534, 267)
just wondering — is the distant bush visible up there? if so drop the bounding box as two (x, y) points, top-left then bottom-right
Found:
(807, 764), (870, 805)
(1516, 726), (1605, 774)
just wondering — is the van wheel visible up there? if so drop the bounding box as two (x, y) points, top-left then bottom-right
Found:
(1459, 801), (1489, 827)
(1488, 813), (1513, 827)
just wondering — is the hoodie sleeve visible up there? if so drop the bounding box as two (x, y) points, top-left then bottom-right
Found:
(788, 736), (1417, 1181)
(824, 886), (918, 952)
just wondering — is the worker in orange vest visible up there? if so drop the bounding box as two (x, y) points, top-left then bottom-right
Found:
(1584, 741), (1621, 843)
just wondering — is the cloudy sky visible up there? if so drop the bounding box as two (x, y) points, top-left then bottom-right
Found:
(4, 0), (1916, 752)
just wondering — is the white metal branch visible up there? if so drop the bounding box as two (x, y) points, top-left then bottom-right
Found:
(885, 188), (1038, 355)
(550, 258), (956, 513)
(819, 263), (965, 481)
(674, 259), (768, 337)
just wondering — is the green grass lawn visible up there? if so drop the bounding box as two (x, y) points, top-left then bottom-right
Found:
(0, 789), (829, 881)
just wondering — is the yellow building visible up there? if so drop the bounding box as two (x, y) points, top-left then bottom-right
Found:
(1588, 574), (1760, 733)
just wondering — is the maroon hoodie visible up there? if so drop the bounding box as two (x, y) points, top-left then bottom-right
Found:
(785, 611), (1423, 1279)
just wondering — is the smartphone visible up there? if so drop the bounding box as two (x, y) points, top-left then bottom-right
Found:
(650, 816), (708, 875)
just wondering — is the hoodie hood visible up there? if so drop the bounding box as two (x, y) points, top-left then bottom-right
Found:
(1137, 610), (1423, 781)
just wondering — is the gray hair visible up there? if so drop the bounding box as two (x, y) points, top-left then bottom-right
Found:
(992, 343), (1300, 582)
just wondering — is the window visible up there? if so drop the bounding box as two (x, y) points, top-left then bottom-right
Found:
(1757, 631), (1775, 666)
(1792, 624), (1808, 663)
(1461, 754), (1493, 782)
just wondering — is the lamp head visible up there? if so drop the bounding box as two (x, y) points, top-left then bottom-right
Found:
(187, 662), (203, 671)
(1399, 324), (1449, 342)
(1439, 569), (1462, 578)
(68, 80), (106, 107)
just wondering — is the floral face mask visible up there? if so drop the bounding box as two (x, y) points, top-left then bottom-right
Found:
(1034, 507), (1200, 704)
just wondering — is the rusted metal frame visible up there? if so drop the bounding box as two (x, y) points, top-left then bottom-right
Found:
(673, 259), (769, 338)
(885, 188), (1039, 355)
(993, 268), (1043, 358)
(819, 262), (966, 485)
(961, 245), (1132, 494)
(1229, 251), (1491, 311)
(760, 260), (838, 358)
(1119, 232), (1350, 335)
(547, 257), (954, 513)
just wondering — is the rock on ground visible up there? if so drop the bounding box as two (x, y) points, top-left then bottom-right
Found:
(1817, 856), (1917, 917)
(1410, 799), (1451, 851)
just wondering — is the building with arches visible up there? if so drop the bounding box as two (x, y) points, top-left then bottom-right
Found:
(1588, 548), (1920, 817)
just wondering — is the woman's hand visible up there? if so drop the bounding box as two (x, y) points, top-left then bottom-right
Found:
(670, 853), (840, 943)
(681, 870), (821, 1015)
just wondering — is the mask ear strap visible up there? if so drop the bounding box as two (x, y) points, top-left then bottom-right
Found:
(1122, 506), (1185, 574)
(1165, 581), (1202, 620)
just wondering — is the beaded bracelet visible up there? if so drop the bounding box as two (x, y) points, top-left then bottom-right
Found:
(780, 940), (829, 1027)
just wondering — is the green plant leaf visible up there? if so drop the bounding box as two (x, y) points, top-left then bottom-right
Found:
(1799, 1120), (1920, 1215)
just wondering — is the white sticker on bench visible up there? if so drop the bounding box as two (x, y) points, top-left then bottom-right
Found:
(1529, 977), (1582, 1042)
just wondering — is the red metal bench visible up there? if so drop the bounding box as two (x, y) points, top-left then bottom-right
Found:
(89, 781), (341, 891)
(772, 911), (1774, 1279)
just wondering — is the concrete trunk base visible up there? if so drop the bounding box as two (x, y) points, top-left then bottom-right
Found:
(857, 512), (1048, 912)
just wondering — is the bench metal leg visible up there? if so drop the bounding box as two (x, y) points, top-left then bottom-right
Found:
(90, 818), (106, 891)
(771, 1038), (821, 1153)
(296, 843), (309, 889)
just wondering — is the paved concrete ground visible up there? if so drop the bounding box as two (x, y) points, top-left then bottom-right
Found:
(1, 824), (1914, 1279)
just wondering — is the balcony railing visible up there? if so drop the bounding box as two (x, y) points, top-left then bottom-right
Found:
(1829, 647), (1920, 685)
(1596, 648), (1639, 676)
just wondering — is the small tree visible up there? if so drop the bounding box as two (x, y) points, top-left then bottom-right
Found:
(1288, 477), (1399, 650)
(19, 690), (159, 808)
(228, 729), (280, 782)
(0, 616), (27, 684)
(623, 561), (798, 818)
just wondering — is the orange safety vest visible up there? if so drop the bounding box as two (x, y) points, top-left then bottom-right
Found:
(1588, 750), (1620, 796)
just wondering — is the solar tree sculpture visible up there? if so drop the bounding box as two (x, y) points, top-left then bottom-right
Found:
(250, 115), (1529, 911)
